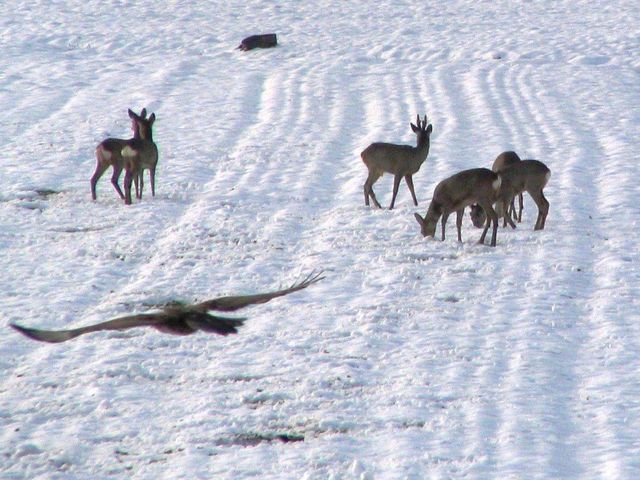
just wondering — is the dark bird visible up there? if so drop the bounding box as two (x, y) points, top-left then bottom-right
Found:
(237, 33), (278, 51)
(10, 272), (323, 344)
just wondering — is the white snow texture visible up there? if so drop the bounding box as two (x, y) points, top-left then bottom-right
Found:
(1, 1), (640, 478)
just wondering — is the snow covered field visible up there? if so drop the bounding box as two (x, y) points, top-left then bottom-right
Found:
(1, 0), (640, 478)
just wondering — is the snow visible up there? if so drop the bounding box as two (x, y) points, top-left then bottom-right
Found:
(1, 0), (640, 478)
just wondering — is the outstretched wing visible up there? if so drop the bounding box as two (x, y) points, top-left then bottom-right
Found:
(193, 271), (324, 312)
(10, 271), (323, 344)
(10, 309), (247, 344)
(10, 313), (168, 344)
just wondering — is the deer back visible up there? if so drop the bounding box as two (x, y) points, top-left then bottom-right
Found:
(433, 168), (501, 212)
(499, 160), (550, 198)
(492, 151), (521, 172)
(361, 114), (432, 176)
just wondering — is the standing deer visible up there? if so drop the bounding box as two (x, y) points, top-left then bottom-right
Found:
(121, 111), (158, 205)
(469, 160), (551, 231)
(90, 108), (150, 201)
(414, 168), (502, 247)
(361, 114), (433, 210)
(492, 151), (523, 223)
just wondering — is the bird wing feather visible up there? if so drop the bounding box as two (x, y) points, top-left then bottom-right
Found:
(193, 271), (324, 312)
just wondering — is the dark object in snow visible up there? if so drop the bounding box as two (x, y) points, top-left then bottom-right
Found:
(10, 272), (323, 343)
(237, 34), (278, 51)
(215, 432), (304, 447)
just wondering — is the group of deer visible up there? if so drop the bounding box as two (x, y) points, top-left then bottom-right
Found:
(90, 108), (159, 205)
(361, 114), (551, 247)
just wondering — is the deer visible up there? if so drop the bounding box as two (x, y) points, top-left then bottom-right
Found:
(414, 168), (502, 247)
(121, 110), (158, 205)
(492, 151), (523, 224)
(469, 160), (551, 231)
(91, 108), (151, 201)
(361, 114), (433, 210)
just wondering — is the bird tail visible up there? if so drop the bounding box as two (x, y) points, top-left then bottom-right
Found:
(183, 312), (246, 335)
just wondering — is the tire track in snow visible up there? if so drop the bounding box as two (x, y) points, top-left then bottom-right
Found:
(466, 63), (581, 478)
(508, 64), (639, 477)
(544, 67), (640, 478)
(406, 58), (588, 476)
(477, 64), (589, 477)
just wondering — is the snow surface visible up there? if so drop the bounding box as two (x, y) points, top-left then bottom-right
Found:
(1, 0), (640, 478)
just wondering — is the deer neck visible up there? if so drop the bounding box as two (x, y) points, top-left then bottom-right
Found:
(415, 137), (430, 164)
(424, 200), (442, 226)
(138, 128), (153, 142)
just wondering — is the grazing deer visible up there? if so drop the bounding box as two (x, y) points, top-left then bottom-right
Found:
(121, 111), (158, 205)
(361, 114), (433, 210)
(414, 168), (502, 246)
(10, 272), (324, 343)
(91, 108), (150, 201)
(469, 160), (551, 231)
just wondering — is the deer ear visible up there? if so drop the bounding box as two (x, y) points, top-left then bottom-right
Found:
(128, 109), (136, 119)
(140, 108), (147, 119)
(414, 212), (425, 225)
(426, 124), (433, 134)
(148, 113), (156, 125)
(410, 123), (418, 133)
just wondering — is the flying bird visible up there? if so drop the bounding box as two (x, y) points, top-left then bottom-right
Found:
(10, 271), (323, 344)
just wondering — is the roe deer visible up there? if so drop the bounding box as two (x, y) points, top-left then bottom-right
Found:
(469, 160), (550, 231)
(361, 114), (433, 210)
(10, 271), (324, 343)
(121, 111), (158, 205)
(91, 108), (149, 200)
(492, 151), (523, 224)
(414, 168), (502, 247)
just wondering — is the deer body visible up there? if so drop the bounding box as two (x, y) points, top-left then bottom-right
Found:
(492, 151), (523, 223)
(122, 111), (158, 205)
(414, 168), (501, 247)
(470, 160), (550, 231)
(362, 115), (432, 210)
(498, 160), (550, 230)
(91, 108), (147, 201)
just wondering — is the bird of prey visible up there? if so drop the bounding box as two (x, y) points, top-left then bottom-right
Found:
(10, 271), (323, 344)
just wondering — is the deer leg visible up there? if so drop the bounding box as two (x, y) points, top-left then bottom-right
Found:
(529, 189), (549, 230)
(440, 212), (450, 241)
(110, 165), (125, 200)
(150, 166), (156, 197)
(90, 162), (109, 200)
(502, 204), (508, 228)
(478, 201), (498, 246)
(405, 175), (418, 206)
(137, 170), (144, 199)
(133, 171), (141, 199)
(123, 169), (135, 205)
(364, 171), (382, 208)
(502, 198), (517, 229)
(455, 209), (464, 242)
(389, 175), (402, 210)
(517, 193), (524, 222)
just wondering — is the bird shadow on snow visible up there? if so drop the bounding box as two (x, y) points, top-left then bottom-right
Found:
(0, 188), (63, 212)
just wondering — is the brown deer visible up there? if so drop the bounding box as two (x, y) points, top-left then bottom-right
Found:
(91, 108), (150, 201)
(361, 114), (433, 210)
(10, 272), (324, 343)
(121, 110), (158, 205)
(469, 160), (551, 231)
(492, 151), (523, 223)
(414, 168), (502, 247)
